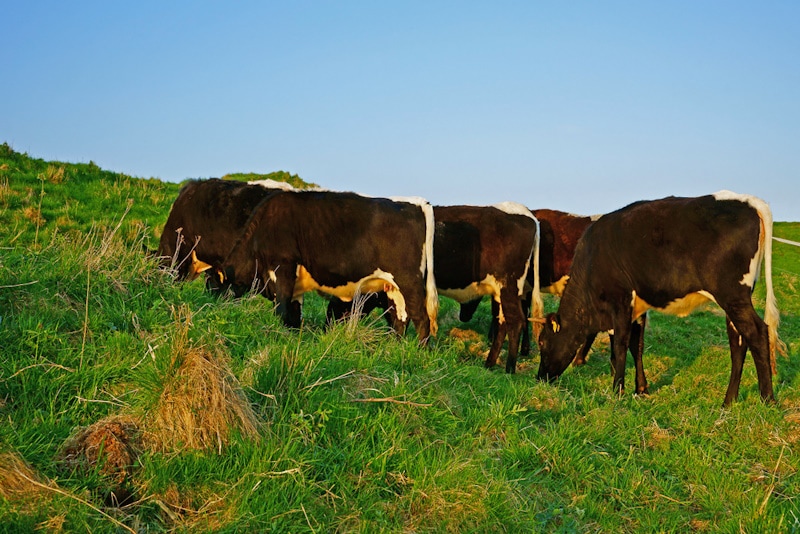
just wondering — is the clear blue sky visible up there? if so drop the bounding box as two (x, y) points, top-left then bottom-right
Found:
(3, 2), (799, 220)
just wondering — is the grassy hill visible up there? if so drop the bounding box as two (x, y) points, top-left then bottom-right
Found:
(1, 144), (799, 532)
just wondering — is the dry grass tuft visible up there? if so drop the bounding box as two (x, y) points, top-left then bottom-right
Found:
(689, 518), (712, 531)
(643, 420), (674, 450)
(0, 176), (12, 203)
(149, 483), (235, 532)
(145, 346), (261, 453)
(0, 450), (56, 501)
(43, 164), (67, 184)
(448, 327), (490, 362)
(23, 205), (45, 226)
(57, 415), (141, 484)
(448, 327), (482, 342)
(56, 415), (141, 505)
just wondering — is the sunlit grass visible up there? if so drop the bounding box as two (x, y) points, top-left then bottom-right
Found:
(1, 143), (799, 532)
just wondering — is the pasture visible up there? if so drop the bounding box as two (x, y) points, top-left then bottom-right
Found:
(1, 143), (799, 532)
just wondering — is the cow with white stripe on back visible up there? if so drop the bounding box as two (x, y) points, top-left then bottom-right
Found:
(325, 202), (541, 372)
(433, 202), (541, 373)
(537, 191), (784, 406)
(458, 208), (600, 359)
(217, 190), (439, 342)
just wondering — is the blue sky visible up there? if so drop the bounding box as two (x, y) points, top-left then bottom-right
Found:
(3, 2), (799, 220)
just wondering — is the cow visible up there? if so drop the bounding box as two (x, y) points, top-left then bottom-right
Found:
(216, 190), (439, 342)
(458, 209), (600, 360)
(157, 178), (284, 294)
(432, 203), (541, 373)
(536, 191), (784, 406)
(324, 203), (541, 373)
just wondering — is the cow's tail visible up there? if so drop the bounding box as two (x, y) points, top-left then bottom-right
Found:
(420, 201), (439, 337)
(529, 216), (544, 338)
(757, 201), (786, 374)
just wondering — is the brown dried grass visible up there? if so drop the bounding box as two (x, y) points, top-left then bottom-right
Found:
(56, 415), (141, 490)
(23, 205), (45, 225)
(144, 346), (261, 453)
(43, 164), (67, 184)
(0, 450), (55, 501)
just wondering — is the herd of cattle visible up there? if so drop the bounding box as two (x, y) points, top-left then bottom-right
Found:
(156, 178), (783, 406)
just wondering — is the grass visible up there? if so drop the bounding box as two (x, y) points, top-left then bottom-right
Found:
(1, 143), (799, 532)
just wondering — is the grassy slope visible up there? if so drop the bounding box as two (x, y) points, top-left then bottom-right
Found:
(1, 144), (799, 532)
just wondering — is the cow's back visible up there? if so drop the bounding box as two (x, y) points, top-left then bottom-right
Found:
(578, 195), (761, 303)
(258, 192), (429, 280)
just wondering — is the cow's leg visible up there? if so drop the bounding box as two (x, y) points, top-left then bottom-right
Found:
(459, 298), (482, 322)
(573, 333), (597, 366)
(629, 315), (648, 395)
(489, 293), (529, 359)
(609, 319), (632, 396)
(326, 297), (350, 324)
(273, 266), (301, 328)
(723, 306), (774, 405)
(485, 297), (505, 369)
(500, 288), (525, 374)
(394, 277), (430, 345)
(286, 300), (303, 328)
(723, 316), (747, 406)
(519, 292), (532, 356)
(488, 299), (500, 344)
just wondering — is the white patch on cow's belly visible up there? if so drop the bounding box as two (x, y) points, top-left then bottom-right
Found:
(295, 265), (408, 322)
(438, 275), (502, 303)
(631, 290), (716, 320)
(439, 275), (507, 323)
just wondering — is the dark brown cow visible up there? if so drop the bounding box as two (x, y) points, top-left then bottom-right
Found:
(157, 178), (284, 293)
(217, 191), (439, 342)
(433, 203), (540, 373)
(537, 191), (783, 406)
(460, 209), (598, 359)
(325, 202), (541, 372)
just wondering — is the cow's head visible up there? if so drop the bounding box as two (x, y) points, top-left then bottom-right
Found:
(536, 313), (586, 381)
(213, 261), (275, 300)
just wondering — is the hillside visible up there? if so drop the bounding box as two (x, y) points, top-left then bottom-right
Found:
(1, 145), (799, 532)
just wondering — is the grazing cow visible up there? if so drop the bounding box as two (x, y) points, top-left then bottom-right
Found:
(459, 209), (599, 359)
(325, 203), (541, 372)
(157, 178), (283, 293)
(537, 191), (783, 406)
(217, 191), (439, 342)
(433, 203), (540, 373)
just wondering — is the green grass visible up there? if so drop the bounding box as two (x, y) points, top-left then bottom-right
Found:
(1, 143), (799, 532)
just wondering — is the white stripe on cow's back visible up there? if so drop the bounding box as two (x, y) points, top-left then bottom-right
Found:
(249, 179), (326, 192)
(389, 195), (430, 207)
(248, 179), (297, 191)
(492, 201), (535, 219)
(713, 190), (771, 215)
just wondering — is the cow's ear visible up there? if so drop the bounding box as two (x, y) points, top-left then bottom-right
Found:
(548, 314), (561, 333)
(187, 251), (212, 281)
